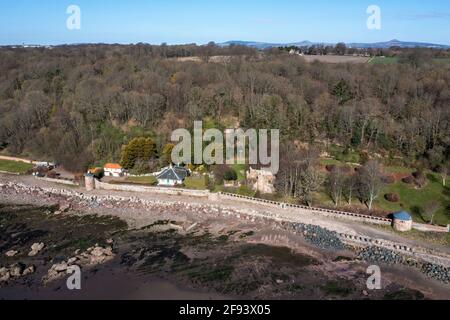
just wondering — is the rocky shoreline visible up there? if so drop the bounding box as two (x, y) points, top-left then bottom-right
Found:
(1, 180), (449, 299)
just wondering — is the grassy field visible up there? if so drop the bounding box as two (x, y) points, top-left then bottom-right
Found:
(370, 57), (450, 65)
(184, 175), (208, 190)
(124, 176), (158, 186)
(0, 159), (33, 174)
(377, 172), (449, 226)
(369, 57), (399, 64)
(316, 158), (449, 226)
(328, 145), (361, 163)
(302, 55), (370, 64)
(434, 58), (450, 65)
(232, 164), (248, 182)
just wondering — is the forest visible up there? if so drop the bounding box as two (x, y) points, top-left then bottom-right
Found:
(0, 44), (448, 213)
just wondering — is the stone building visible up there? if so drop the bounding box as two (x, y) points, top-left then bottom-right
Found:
(246, 167), (276, 194)
(392, 211), (413, 232)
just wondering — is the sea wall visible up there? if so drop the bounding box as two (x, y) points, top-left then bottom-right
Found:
(218, 192), (393, 226)
(1, 181), (449, 270)
(94, 179), (210, 198)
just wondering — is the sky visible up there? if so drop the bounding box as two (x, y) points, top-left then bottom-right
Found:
(1, 0), (450, 45)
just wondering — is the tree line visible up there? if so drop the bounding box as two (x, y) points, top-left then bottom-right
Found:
(0, 44), (448, 178)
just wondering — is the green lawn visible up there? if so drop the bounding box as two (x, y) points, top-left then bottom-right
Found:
(369, 57), (450, 65)
(317, 159), (449, 226)
(0, 159), (33, 174)
(376, 172), (449, 226)
(369, 57), (399, 64)
(184, 175), (208, 190)
(328, 145), (360, 164)
(434, 58), (450, 65)
(232, 164), (248, 182)
(125, 176), (157, 186)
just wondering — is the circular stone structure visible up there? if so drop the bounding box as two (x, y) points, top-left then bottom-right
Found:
(392, 211), (413, 232)
(84, 173), (96, 191)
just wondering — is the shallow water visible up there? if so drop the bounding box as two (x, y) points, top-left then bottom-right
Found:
(0, 268), (231, 300)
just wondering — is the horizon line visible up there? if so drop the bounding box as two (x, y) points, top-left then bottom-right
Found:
(1, 38), (450, 47)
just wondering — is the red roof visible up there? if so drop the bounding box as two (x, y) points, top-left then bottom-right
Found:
(104, 163), (123, 170)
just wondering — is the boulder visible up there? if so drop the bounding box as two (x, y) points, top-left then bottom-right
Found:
(68, 257), (78, 264)
(59, 203), (71, 212)
(28, 243), (45, 257)
(52, 262), (68, 272)
(0, 268), (10, 282)
(9, 263), (25, 277)
(5, 250), (19, 257)
(22, 265), (36, 276)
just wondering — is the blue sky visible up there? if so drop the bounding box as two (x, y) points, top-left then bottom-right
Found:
(1, 0), (449, 45)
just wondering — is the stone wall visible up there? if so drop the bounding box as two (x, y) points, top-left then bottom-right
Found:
(218, 192), (393, 226)
(94, 179), (210, 198)
(1, 181), (449, 269)
(35, 176), (79, 186)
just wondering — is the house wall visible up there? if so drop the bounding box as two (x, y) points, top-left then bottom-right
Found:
(157, 179), (181, 187)
(104, 169), (124, 177)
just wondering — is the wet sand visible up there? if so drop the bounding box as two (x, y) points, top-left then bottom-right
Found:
(1, 268), (231, 300)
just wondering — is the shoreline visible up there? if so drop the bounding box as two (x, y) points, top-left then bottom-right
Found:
(0, 175), (449, 300)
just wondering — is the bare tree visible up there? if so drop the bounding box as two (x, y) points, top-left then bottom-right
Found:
(344, 172), (358, 206)
(359, 161), (383, 210)
(438, 164), (448, 187)
(328, 166), (345, 207)
(424, 201), (440, 225)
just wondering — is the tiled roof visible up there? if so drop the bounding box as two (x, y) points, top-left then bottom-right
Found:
(157, 166), (189, 181)
(393, 211), (412, 221)
(104, 163), (123, 170)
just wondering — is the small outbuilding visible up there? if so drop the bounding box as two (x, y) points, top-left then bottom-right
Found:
(392, 211), (413, 232)
(104, 163), (125, 177)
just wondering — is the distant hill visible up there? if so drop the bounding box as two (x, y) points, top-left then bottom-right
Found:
(221, 39), (450, 49)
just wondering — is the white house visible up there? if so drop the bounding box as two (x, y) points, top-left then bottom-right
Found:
(156, 166), (190, 187)
(103, 163), (125, 177)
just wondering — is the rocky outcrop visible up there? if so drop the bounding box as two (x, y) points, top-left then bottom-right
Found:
(44, 245), (115, 283)
(5, 250), (19, 257)
(0, 263), (35, 283)
(54, 202), (71, 215)
(246, 168), (276, 194)
(28, 243), (45, 257)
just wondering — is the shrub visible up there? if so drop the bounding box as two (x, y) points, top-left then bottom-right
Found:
(341, 165), (352, 173)
(402, 176), (414, 184)
(385, 193), (400, 203)
(381, 175), (395, 184)
(46, 171), (58, 179)
(412, 170), (427, 187)
(224, 169), (238, 181)
(412, 170), (424, 179)
(236, 185), (255, 197)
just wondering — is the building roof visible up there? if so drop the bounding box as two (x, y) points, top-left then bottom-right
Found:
(104, 163), (123, 170)
(393, 211), (412, 221)
(157, 166), (189, 181)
